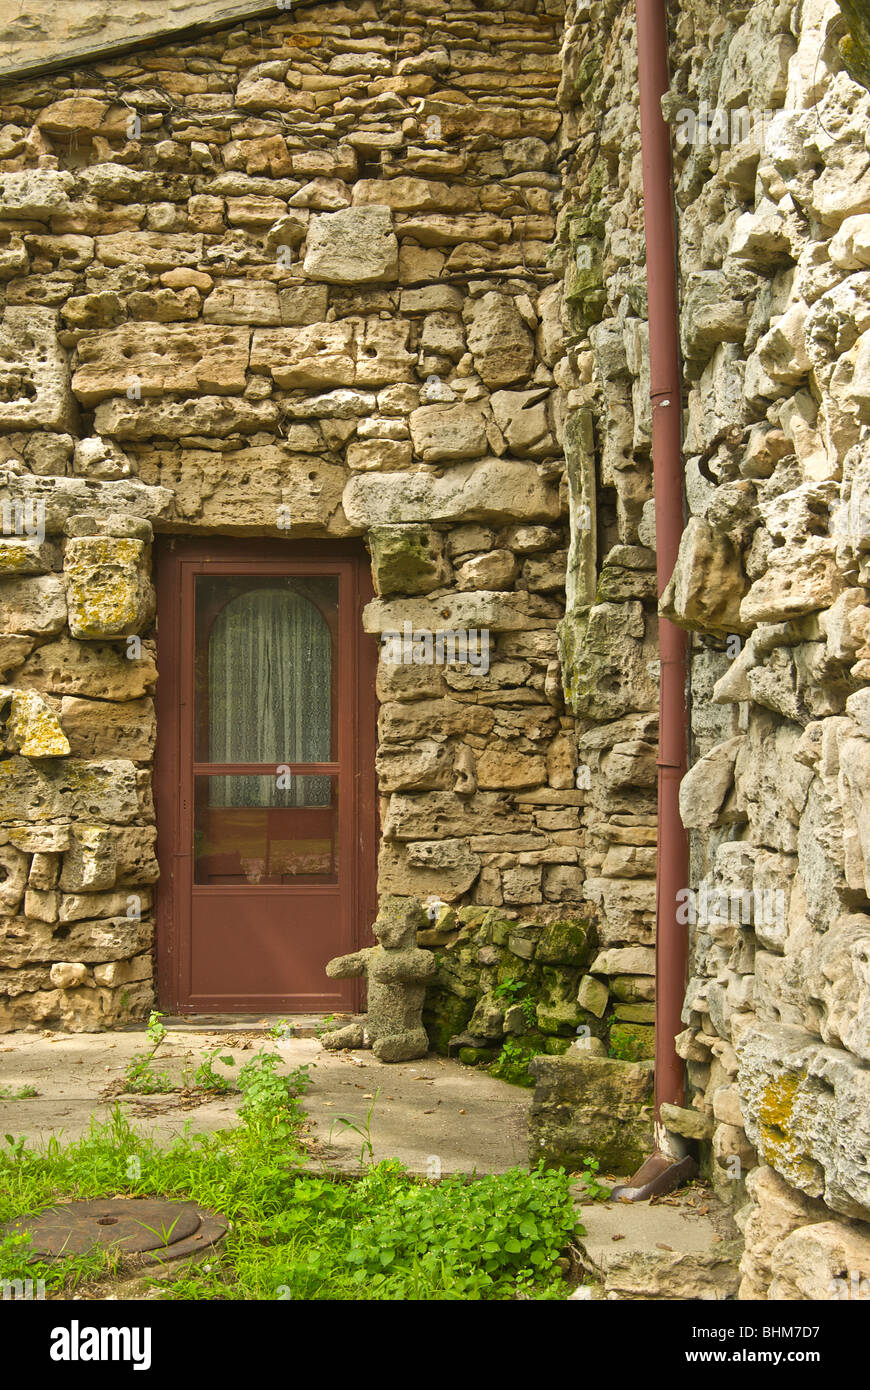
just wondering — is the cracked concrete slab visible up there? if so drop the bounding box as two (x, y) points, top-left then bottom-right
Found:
(0, 1020), (532, 1176)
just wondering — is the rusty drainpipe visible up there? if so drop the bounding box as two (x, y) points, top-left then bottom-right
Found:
(609, 0), (697, 1201)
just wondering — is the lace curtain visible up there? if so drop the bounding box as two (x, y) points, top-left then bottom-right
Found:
(208, 588), (332, 807)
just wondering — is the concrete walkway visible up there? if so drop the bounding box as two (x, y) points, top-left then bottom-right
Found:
(0, 1018), (532, 1176)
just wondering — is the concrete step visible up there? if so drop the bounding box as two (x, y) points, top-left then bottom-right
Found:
(571, 1186), (743, 1300)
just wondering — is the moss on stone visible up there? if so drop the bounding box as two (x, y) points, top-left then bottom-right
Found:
(838, 0), (870, 89)
(368, 525), (444, 596)
(536, 917), (597, 969)
(423, 989), (474, 1055)
(458, 1044), (497, 1066)
(608, 1022), (655, 1061)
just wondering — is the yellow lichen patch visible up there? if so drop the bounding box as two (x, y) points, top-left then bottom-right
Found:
(3, 690), (70, 758)
(0, 541), (36, 572)
(65, 539), (151, 639)
(757, 1070), (818, 1187)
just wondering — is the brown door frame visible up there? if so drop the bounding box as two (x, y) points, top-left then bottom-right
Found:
(154, 536), (378, 1013)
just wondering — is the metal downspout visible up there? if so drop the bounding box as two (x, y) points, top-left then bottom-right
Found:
(610, 0), (697, 1201)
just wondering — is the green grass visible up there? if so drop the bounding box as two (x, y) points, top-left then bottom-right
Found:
(0, 1053), (583, 1302)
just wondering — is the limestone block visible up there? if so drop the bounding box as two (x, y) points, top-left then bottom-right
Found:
(454, 550), (517, 592)
(94, 395), (279, 439)
(0, 575), (66, 637)
(28, 851), (59, 891)
(0, 307), (74, 430)
(368, 525), (450, 597)
(409, 405), (487, 462)
(303, 206), (398, 284)
(92, 953), (151, 987)
(489, 389), (551, 454)
(0, 914), (150, 968)
(0, 170), (73, 221)
(804, 271), (870, 386)
(0, 688), (69, 758)
(226, 195), (288, 227)
(0, 476), (170, 532)
(830, 215), (870, 270)
(15, 635), (157, 700)
(680, 734), (747, 829)
(113, 825), (158, 884)
(381, 790), (526, 841)
(561, 601), (659, 721)
(757, 303), (813, 385)
(0, 537), (56, 576)
(741, 1164), (827, 1297)
(93, 230), (201, 269)
(528, 1053), (654, 1173)
(590, 946), (656, 977)
(344, 457), (559, 527)
(202, 280), (281, 325)
(375, 741), (453, 793)
(352, 178), (476, 213)
(476, 744), (547, 790)
(810, 914), (870, 1061)
(64, 537), (154, 639)
(501, 865), (542, 905)
(59, 888), (145, 922)
(543, 864), (584, 901)
(236, 74), (316, 113)
(0, 980), (153, 1032)
(58, 826), (117, 892)
(0, 844), (28, 912)
(769, 1220), (870, 1300)
(378, 839), (480, 900)
(346, 440), (412, 472)
(739, 1023), (870, 1218)
(577, 974), (610, 1017)
(251, 320), (405, 390)
(72, 437), (132, 480)
(354, 320), (418, 388)
(37, 97), (108, 136)
(365, 590), (550, 635)
(660, 518), (749, 636)
(466, 292), (535, 388)
(0, 757), (141, 825)
(584, 876), (656, 946)
(740, 539), (845, 623)
(681, 269), (754, 359)
(73, 323), (250, 403)
(419, 311), (466, 361)
(49, 962), (89, 988)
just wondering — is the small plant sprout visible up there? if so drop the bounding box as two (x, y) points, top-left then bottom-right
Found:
(329, 1088), (381, 1167)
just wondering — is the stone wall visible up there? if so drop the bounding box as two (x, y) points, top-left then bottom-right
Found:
(4, 0), (870, 1298)
(552, 0), (662, 1060)
(0, 0), (604, 1032)
(553, 0), (870, 1299)
(546, 0), (870, 1297)
(665, 0), (870, 1299)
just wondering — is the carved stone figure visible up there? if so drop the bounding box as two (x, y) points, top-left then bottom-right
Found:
(321, 897), (435, 1061)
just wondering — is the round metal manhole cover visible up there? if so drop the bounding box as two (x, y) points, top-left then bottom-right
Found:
(1, 1198), (228, 1266)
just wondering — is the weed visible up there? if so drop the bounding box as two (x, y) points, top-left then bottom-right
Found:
(0, 1086), (581, 1301)
(123, 1010), (173, 1094)
(237, 1052), (310, 1142)
(328, 1089), (380, 1167)
(574, 1155), (610, 1201)
(0, 1084), (38, 1099)
(492, 977), (527, 1005)
(488, 1038), (539, 1088)
(192, 1050), (236, 1094)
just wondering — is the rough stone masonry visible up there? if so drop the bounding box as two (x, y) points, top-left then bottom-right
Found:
(2, 0), (870, 1298)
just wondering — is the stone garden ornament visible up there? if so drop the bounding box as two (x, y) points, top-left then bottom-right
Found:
(321, 896), (435, 1061)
